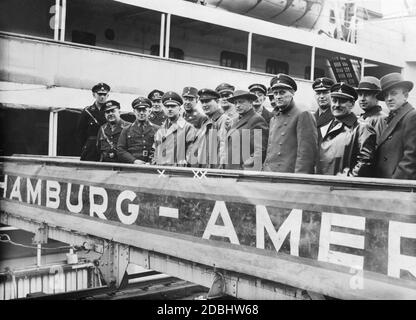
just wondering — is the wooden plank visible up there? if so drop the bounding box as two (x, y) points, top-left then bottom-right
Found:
(2, 201), (416, 299)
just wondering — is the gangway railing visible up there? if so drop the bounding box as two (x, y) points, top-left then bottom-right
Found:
(1, 156), (415, 299)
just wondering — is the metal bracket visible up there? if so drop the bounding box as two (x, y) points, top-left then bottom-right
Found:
(96, 241), (130, 289)
(32, 223), (48, 244)
(207, 271), (226, 299)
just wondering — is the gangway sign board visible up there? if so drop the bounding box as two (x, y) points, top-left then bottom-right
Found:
(1, 156), (416, 299)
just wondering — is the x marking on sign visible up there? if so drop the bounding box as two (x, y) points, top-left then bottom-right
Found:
(192, 169), (207, 179)
(157, 169), (167, 178)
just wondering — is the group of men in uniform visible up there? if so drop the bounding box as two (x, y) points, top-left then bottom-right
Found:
(76, 71), (416, 180)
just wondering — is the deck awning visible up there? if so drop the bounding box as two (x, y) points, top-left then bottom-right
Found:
(0, 82), (139, 113)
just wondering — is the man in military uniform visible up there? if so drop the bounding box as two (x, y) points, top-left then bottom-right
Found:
(97, 100), (130, 162)
(263, 74), (318, 174)
(190, 89), (227, 167)
(154, 92), (196, 166)
(248, 83), (272, 124)
(312, 77), (335, 141)
(148, 89), (167, 126)
(215, 83), (238, 130)
(77, 82), (110, 161)
(318, 83), (377, 177)
(117, 97), (159, 164)
(356, 76), (387, 144)
(182, 86), (207, 129)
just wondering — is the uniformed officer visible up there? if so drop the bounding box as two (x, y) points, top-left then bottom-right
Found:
(97, 100), (130, 162)
(267, 87), (276, 109)
(77, 82), (110, 161)
(248, 83), (272, 124)
(215, 83), (238, 130)
(117, 97), (159, 164)
(154, 91), (196, 166)
(182, 86), (207, 129)
(148, 89), (167, 126)
(312, 77), (335, 140)
(263, 74), (318, 174)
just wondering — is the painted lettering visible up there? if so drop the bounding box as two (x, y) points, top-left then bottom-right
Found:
(116, 190), (139, 225)
(318, 212), (365, 269)
(9, 176), (22, 202)
(46, 180), (61, 209)
(27, 178), (42, 205)
(89, 186), (108, 220)
(0, 174), (7, 198)
(202, 201), (239, 244)
(256, 206), (301, 256)
(388, 221), (416, 279)
(66, 183), (84, 214)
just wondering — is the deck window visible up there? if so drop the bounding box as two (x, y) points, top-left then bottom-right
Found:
(266, 60), (289, 75)
(220, 51), (247, 70)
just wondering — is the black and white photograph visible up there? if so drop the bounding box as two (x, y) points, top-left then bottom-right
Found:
(0, 0), (415, 305)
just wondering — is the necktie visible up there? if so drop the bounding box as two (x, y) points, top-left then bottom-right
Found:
(385, 111), (396, 124)
(328, 119), (340, 132)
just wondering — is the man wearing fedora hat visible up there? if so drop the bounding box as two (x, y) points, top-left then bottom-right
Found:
(97, 100), (131, 163)
(263, 74), (318, 173)
(77, 82), (110, 161)
(318, 83), (377, 177)
(374, 72), (416, 180)
(223, 90), (268, 171)
(117, 97), (159, 164)
(356, 76), (387, 145)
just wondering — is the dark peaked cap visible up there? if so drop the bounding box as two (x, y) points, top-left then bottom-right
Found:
(330, 82), (358, 101)
(92, 82), (110, 93)
(270, 74), (297, 92)
(312, 77), (334, 91)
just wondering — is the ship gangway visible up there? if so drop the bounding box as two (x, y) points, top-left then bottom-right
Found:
(1, 156), (416, 299)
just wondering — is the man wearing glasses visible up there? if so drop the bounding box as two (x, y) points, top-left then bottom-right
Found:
(117, 97), (159, 165)
(97, 100), (130, 163)
(77, 82), (110, 161)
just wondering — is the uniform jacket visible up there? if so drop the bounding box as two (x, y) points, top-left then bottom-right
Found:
(375, 102), (416, 180)
(154, 117), (196, 166)
(97, 120), (131, 162)
(77, 103), (106, 161)
(358, 105), (387, 145)
(318, 113), (377, 177)
(190, 109), (227, 168)
(117, 120), (159, 163)
(314, 107), (334, 141)
(263, 101), (318, 173)
(183, 109), (208, 129)
(224, 108), (268, 171)
(148, 110), (167, 126)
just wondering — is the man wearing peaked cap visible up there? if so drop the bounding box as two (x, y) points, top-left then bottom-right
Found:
(215, 83), (238, 130)
(374, 72), (416, 180)
(190, 88), (228, 168)
(249, 83), (272, 124)
(356, 76), (387, 144)
(97, 100), (131, 163)
(147, 89), (167, 126)
(76, 82), (111, 161)
(267, 87), (276, 109)
(224, 90), (269, 171)
(117, 96), (159, 165)
(312, 77), (335, 140)
(317, 82), (377, 177)
(153, 91), (196, 166)
(182, 86), (207, 129)
(263, 74), (318, 174)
